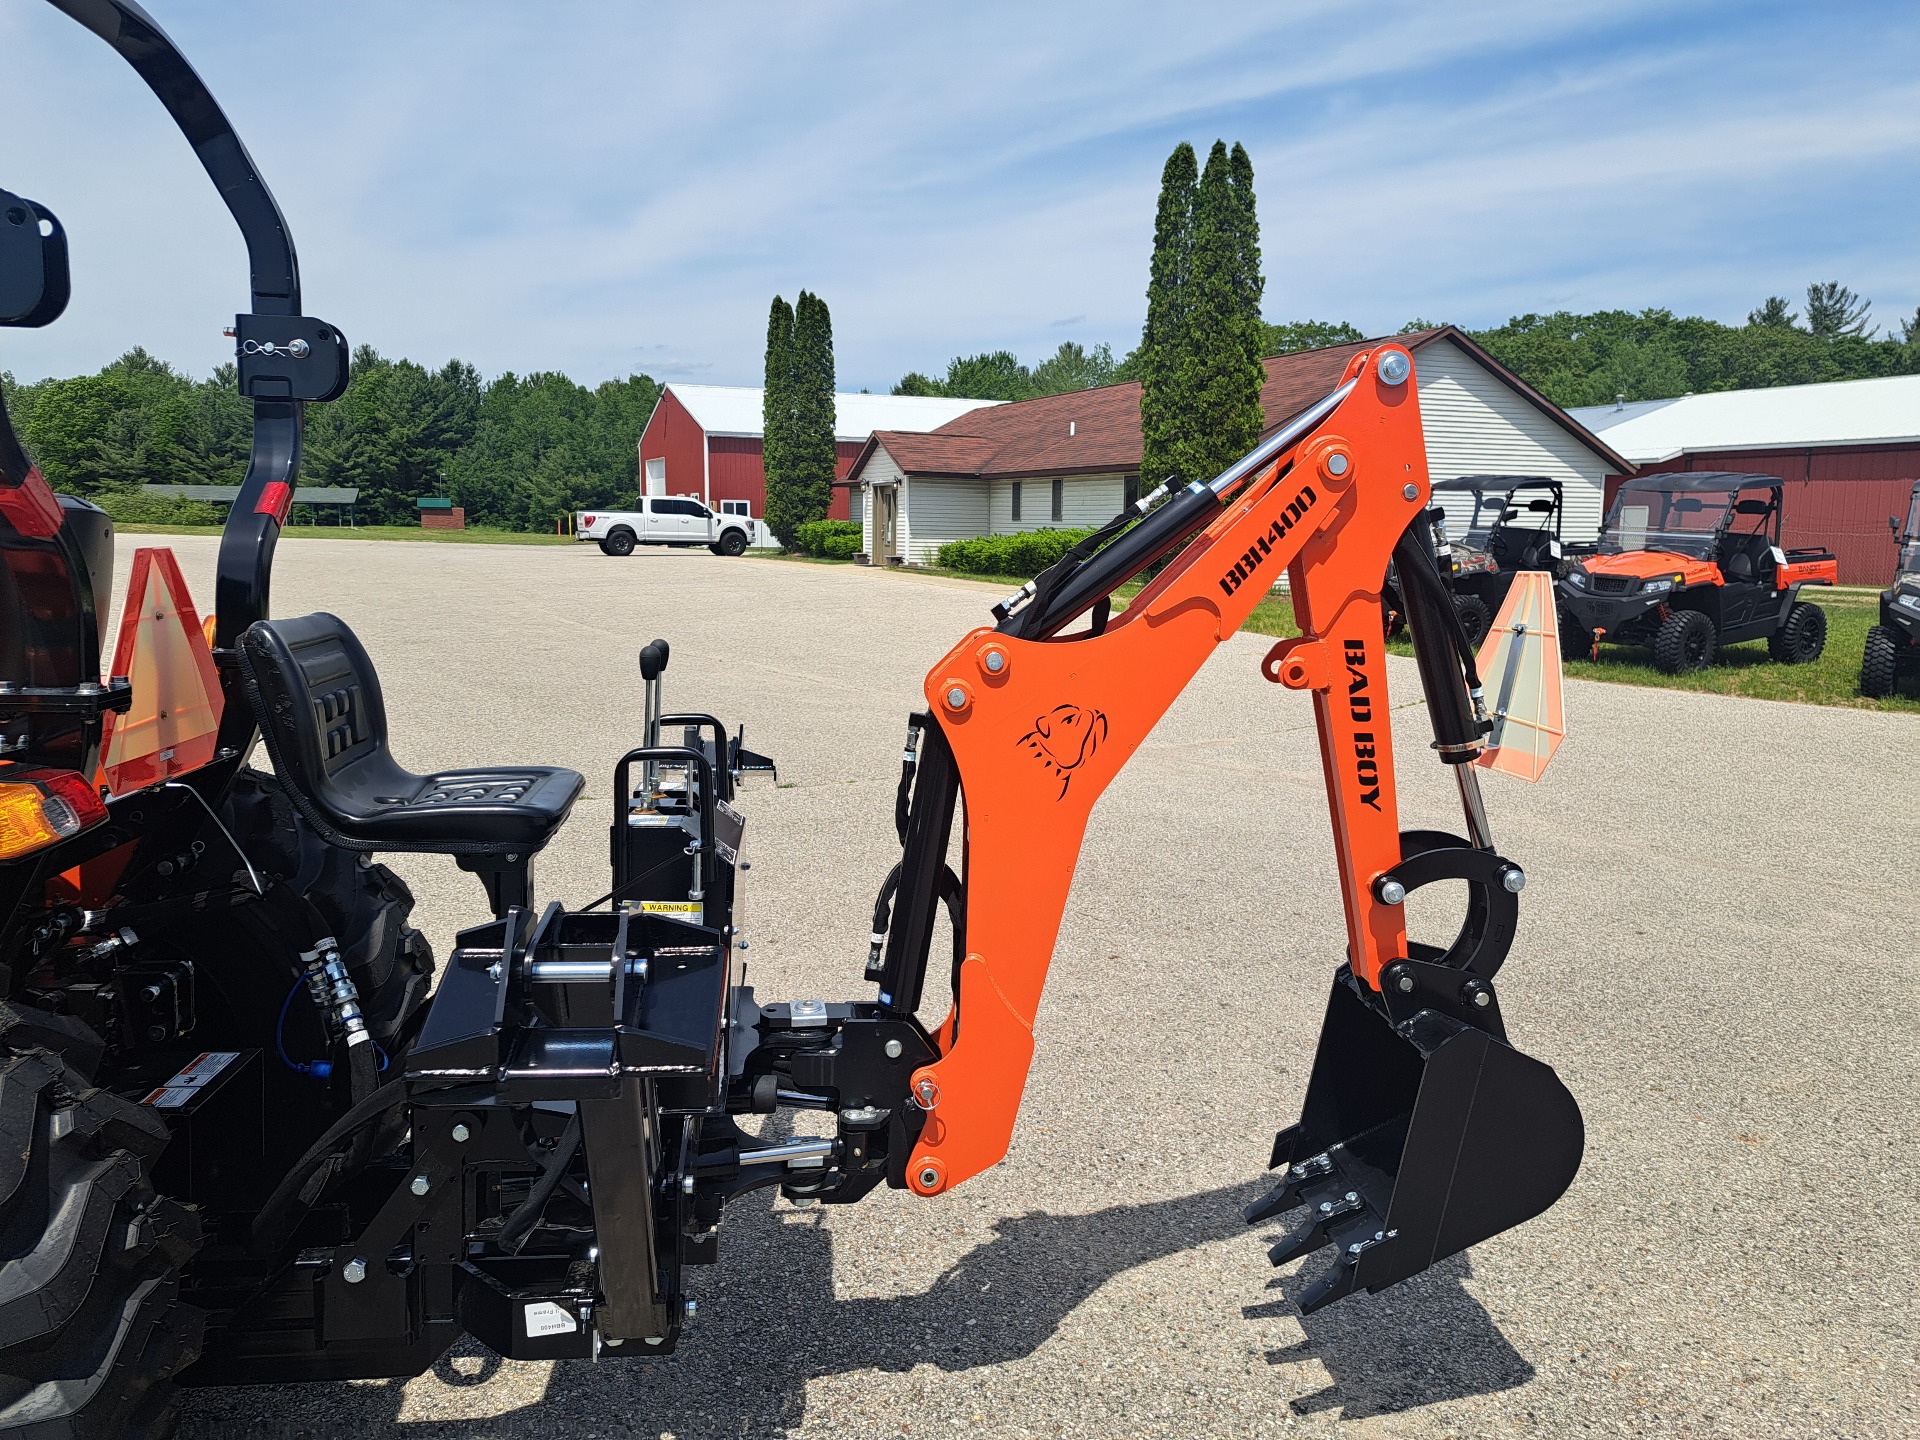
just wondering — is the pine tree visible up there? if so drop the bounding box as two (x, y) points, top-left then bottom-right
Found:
(777, 290), (837, 542)
(1138, 142), (1196, 490)
(1175, 141), (1265, 484)
(1804, 282), (1874, 339)
(761, 296), (796, 538)
(1227, 143), (1265, 371)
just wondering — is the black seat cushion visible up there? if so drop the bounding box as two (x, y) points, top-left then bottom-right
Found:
(238, 613), (583, 855)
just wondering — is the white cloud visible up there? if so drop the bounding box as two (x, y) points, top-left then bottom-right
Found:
(1, 0), (1913, 389)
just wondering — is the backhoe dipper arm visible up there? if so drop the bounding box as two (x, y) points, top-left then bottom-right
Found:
(902, 346), (1439, 1195)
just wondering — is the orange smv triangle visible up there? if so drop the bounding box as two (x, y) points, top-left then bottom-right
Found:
(1473, 571), (1565, 782)
(98, 548), (224, 796)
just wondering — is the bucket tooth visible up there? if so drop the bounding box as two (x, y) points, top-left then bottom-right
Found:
(1263, 1181), (1371, 1267)
(1267, 1217), (1331, 1267)
(1244, 1146), (1335, 1225)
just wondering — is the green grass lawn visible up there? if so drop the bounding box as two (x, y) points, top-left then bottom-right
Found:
(116, 523), (572, 545)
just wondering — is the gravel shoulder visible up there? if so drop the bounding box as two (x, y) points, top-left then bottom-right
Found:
(113, 537), (1916, 1440)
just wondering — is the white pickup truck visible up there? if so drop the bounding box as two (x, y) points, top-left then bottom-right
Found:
(575, 496), (769, 557)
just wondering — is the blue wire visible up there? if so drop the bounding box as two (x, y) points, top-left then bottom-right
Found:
(275, 974), (330, 1079)
(276, 972), (389, 1076)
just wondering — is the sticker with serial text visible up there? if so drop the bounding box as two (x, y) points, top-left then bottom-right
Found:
(523, 1301), (578, 1338)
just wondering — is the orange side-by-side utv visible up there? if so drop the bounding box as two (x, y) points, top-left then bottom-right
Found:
(1557, 472), (1837, 673)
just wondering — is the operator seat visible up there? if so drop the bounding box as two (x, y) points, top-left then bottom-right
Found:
(237, 612), (584, 916)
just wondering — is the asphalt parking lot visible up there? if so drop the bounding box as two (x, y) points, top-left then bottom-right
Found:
(118, 534), (1915, 1440)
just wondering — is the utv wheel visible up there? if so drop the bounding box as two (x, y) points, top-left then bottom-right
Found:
(1860, 624), (1903, 697)
(713, 528), (748, 557)
(603, 528), (636, 557)
(1452, 593), (1491, 649)
(1768, 601), (1827, 664)
(1653, 609), (1717, 673)
(1559, 608), (1593, 662)
(0, 1035), (205, 1440)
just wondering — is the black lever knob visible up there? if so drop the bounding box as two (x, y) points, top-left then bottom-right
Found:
(639, 638), (671, 681)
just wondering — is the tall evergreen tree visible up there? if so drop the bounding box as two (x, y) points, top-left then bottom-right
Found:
(779, 290), (837, 542)
(1137, 142), (1197, 490)
(1175, 140), (1265, 484)
(761, 295), (797, 532)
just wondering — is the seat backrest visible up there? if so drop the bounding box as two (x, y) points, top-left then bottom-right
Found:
(239, 612), (394, 806)
(1491, 526), (1551, 570)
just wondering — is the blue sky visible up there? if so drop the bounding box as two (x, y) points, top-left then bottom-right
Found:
(2, 0), (1915, 391)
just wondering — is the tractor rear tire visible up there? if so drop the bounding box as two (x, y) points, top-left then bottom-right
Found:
(1452, 594), (1492, 649)
(1768, 601), (1827, 664)
(1860, 625), (1903, 697)
(1653, 609), (1717, 673)
(222, 770), (436, 1057)
(0, 1031), (205, 1440)
(603, 528), (636, 557)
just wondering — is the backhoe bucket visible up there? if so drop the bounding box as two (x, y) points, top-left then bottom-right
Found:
(1248, 971), (1583, 1311)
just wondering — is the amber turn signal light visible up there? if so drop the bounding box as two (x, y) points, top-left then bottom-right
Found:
(0, 766), (109, 862)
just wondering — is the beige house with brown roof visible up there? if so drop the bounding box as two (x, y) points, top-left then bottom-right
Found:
(840, 327), (1631, 566)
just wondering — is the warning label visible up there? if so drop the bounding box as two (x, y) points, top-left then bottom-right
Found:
(637, 900), (702, 917)
(141, 1051), (241, 1109)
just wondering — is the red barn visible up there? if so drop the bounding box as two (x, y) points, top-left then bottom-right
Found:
(636, 385), (999, 523)
(1572, 375), (1920, 585)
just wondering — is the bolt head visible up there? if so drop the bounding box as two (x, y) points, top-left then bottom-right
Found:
(409, 1174), (430, 1197)
(451, 1123), (471, 1143)
(1402, 483), (1420, 501)
(1378, 350), (1412, 385)
(1319, 1201), (1333, 1214)
(681, 1174), (696, 1196)
(1396, 971), (1415, 993)
(983, 649), (1005, 673)
(1345, 1191), (1358, 1203)
(945, 686), (967, 710)
(884, 1039), (904, 1059)
(1472, 988), (1493, 1008)
(1348, 1242), (1365, 1257)
(1377, 878), (1407, 906)
(1501, 866), (1527, 894)
(918, 1166), (942, 1190)
(1326, 452), (1349, 476)
(341, 1257), (368, 1284)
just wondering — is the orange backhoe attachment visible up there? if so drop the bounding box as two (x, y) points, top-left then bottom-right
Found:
(893, 344), (1583, 1310)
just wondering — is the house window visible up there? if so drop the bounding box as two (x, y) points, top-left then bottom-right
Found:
(1124, 474), (1141, 508)
(1011, 482), (1022, 522)
(1050, 478), (1063, 521)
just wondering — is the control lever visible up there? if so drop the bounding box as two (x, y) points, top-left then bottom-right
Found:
(638, 639), (669, 795)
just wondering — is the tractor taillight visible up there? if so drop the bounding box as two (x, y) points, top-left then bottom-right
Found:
(0, 766), (109, 861)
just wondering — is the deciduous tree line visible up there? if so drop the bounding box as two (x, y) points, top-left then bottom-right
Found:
(1, 346), (660, 529)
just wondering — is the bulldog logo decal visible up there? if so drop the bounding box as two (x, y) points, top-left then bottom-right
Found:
(1018, 704), (1108, 799)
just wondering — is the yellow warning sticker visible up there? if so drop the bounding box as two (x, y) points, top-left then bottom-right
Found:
(636, 900), (702, 916)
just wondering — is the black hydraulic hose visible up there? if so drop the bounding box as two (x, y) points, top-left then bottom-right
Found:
(250, 1076), (408, 1254)
(1392, 522), (1484, 763)
(497, 1112), (583, 1254)
(1009, 481), (1224, 640)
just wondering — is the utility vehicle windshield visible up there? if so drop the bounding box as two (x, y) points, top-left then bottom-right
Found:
(1599, 486), (1757, 560)
(1899, 487), (1920, 578)
(1447, 486), (1556, 548)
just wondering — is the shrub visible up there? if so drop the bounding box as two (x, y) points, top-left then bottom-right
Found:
(793, 519), (862, 559)
(936, 528), (1097, 577)
(90, 486), (224, 527)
